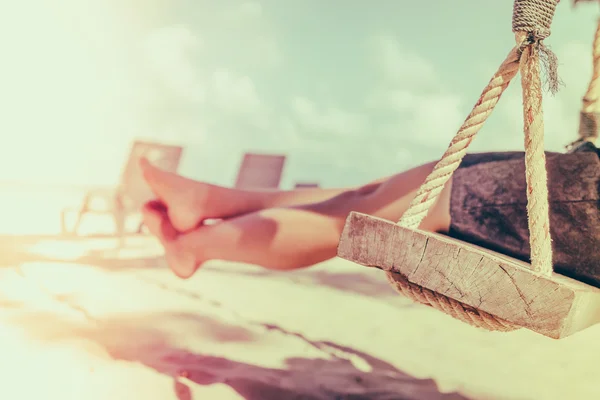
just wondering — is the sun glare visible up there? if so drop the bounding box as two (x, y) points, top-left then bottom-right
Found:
(0, 1), (151, 185)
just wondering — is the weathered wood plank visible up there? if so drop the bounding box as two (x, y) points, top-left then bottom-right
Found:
(337, 212), (600, 339)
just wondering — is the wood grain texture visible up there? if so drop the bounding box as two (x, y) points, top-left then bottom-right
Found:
(337, 212), (600, 339)
(450, 150), (600, 287)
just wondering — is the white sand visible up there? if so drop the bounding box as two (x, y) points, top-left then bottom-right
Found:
(1, 188), (599, 400)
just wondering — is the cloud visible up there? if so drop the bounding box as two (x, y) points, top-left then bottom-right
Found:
(169, 31), (457, 187)
(0, 1), (286, 186)
(264, 35), (467, 187)
(290, 96), (370, 138)
(142, 9), (600, 189)
(369, 34), (438, 89)
(200, 1), (281, 69)
(211, 69), (266, 121)
(367, 89), (464, 145)
(143, 24), (204, 103)
(236, 1), (264, 19)
(138, 19), (277, 155)
(366, 34), (466, 152)
(232, 1), (280, 67)
(365, 33), (598, 161)
(135, 1), (283, 146)
(140, 0), (282, 106)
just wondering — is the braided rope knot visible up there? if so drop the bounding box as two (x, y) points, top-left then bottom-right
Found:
(512, 0), (560, 40)
(513, 0), (562, 94)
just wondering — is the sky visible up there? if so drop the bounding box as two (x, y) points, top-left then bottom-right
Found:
(1, 0), (599, 188)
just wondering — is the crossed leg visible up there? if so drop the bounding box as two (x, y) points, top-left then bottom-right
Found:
(139, 159), (452, 279)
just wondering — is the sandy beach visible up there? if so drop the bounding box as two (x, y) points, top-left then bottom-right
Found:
(6, 0), (600, 397)
(1, 188), (599, 400)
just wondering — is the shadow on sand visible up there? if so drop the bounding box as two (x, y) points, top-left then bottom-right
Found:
(5, 309), (468, 400)
(0, 234), (467, 399)
(204, 266), (403, 299)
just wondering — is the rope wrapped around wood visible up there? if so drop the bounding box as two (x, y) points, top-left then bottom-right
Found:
(512, 0), (559, 39)
(382, 0), (560, 332)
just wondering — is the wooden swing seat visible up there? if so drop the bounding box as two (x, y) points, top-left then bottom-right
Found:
(338, 212), (600, 339)
(334, 0), (600, 339)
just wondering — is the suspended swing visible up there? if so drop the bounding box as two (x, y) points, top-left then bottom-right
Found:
(337, 0), (600, 339)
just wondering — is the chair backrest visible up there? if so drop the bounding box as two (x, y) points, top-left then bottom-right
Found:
(119, 141), (183, 209)
(234, 153), (286, 189)
(294, 182), (320, 189)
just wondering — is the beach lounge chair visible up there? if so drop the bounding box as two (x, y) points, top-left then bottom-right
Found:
(234, 153), (286, 189)
(60, 140), (183, 243)
(294, 182), (320, 189)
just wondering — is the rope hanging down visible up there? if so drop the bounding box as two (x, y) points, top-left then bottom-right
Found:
(578, 20), (600, 144)
(515, 31), (554, 276)
(573, 0), (600, 145)
(394, 47), (523, 332)
(386, 0), (560, 331)
(397, 48), (522, 230)
(512, 0), (558, 276)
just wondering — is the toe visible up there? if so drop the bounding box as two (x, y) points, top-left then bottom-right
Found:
(142, 201), (178, 242)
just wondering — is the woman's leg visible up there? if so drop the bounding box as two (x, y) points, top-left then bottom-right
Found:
(140, 158), (390, 232)
(142, 161), (451, 278)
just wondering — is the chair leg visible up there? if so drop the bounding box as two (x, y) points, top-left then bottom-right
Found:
(113, 196), (126, 248)
(114, 213), (126, 248)
(60, 209), (69, 235)
(70, 195), (91, 236)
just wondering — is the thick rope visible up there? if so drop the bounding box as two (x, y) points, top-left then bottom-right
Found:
(386, 272), (517, 331)
(397, 48), (521, 229)
(383, 0), (560, 330)
(567, 0), (600, 149)
(512, 2), (557, 276)
(516, 32), (554, 275)
(387, 48), (522, 332)
(578, 18), (600, 144)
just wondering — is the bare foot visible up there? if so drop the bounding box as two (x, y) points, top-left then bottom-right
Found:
(140, 159), (452, 279)
(141, 201), (198, 278)
(140, 158), (262, 232)
(142, 197), (348, 278)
